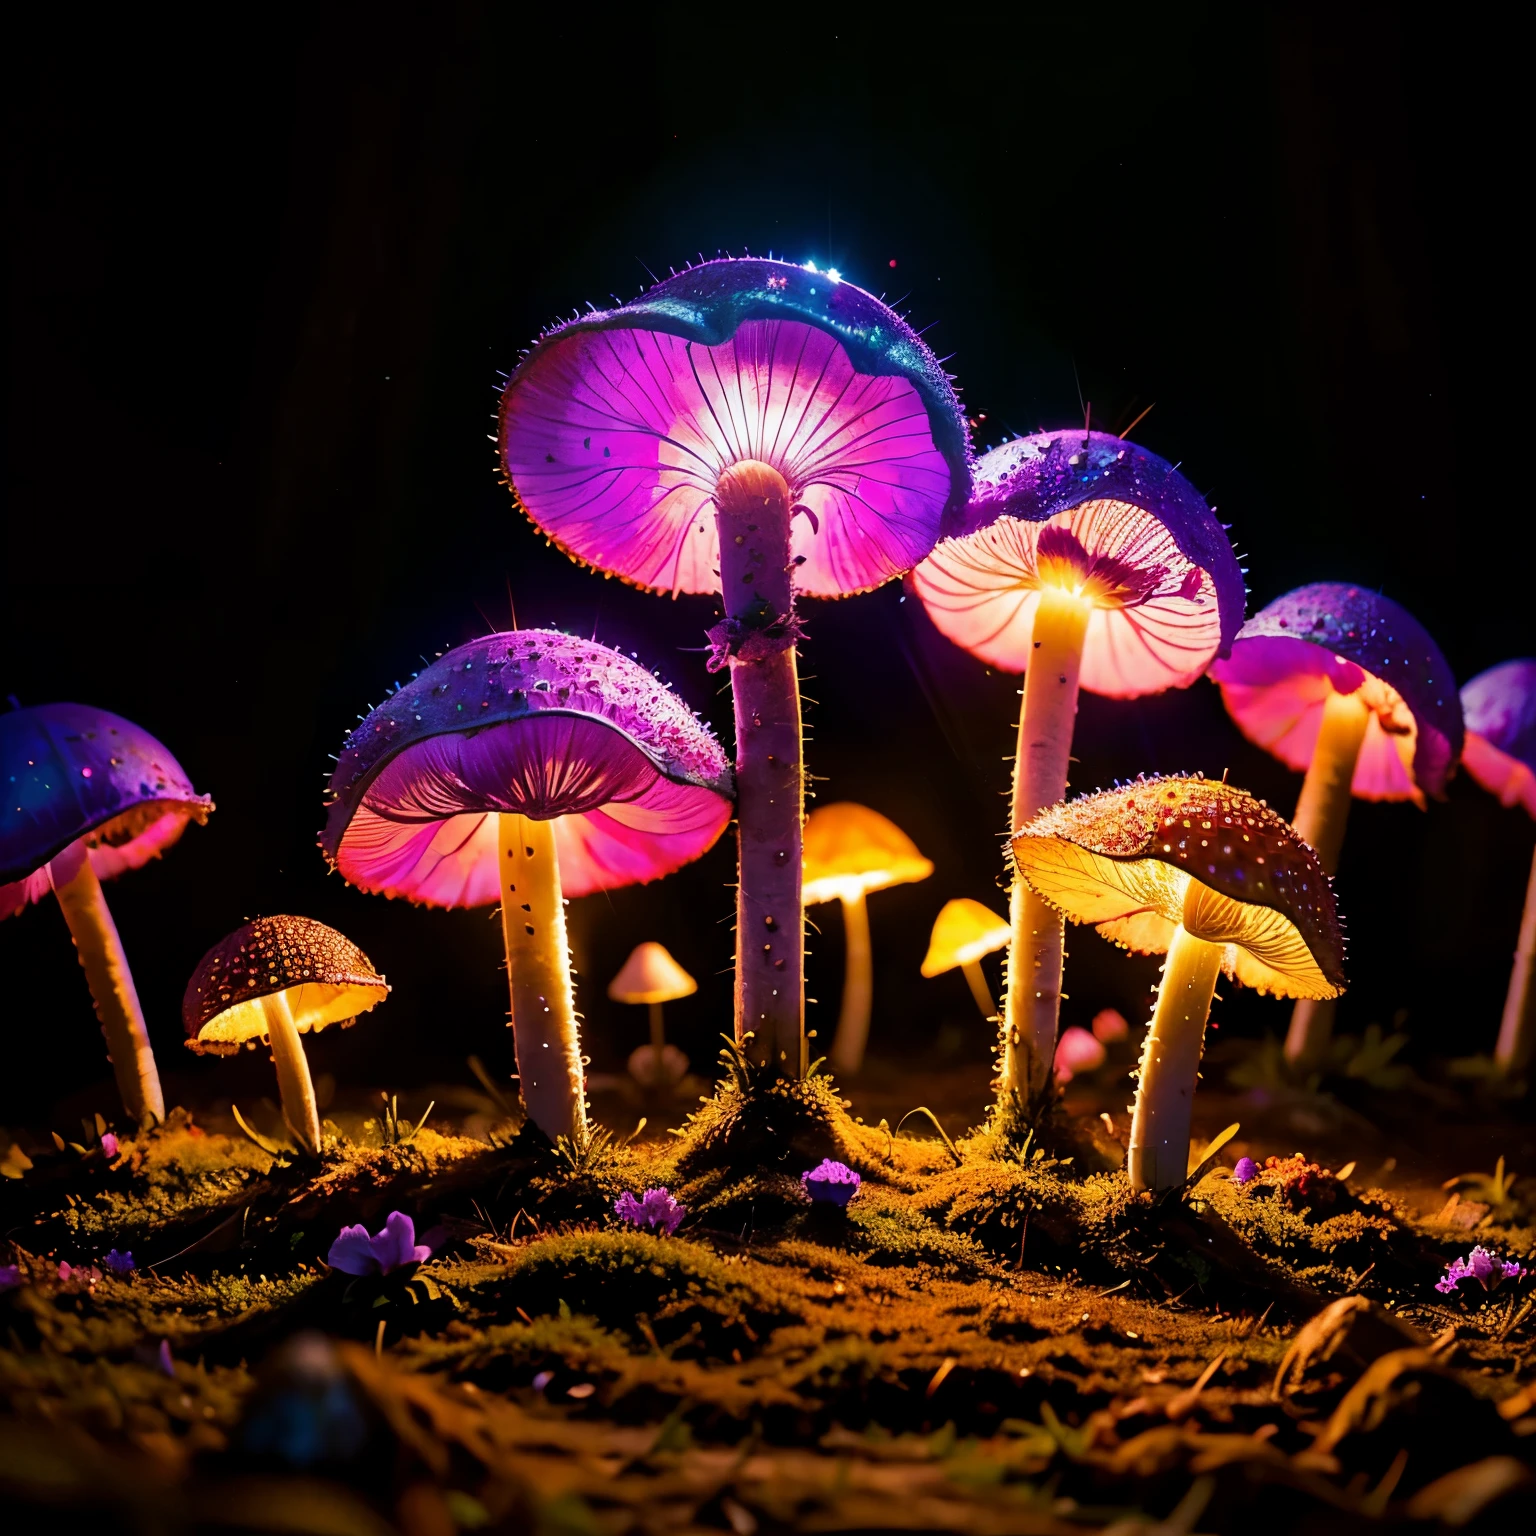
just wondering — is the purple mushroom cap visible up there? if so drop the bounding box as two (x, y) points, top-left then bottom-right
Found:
(499, 256), (971, 600)
(1210, 583), (1463, 802)
(801, 1158), (862, 1207)
(1, 703), (213, 918)
(912, 431), (1245, 697)
(320, 630), (733, 905)
(1460, 659), (1536, 818)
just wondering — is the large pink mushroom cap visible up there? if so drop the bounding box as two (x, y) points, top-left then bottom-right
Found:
(1, 702), (213, 917)
(911, 432), (1245, 697)
(498, 257), (971, 599)
(1210, 583), (1463, 803)
(319, 631), (733, 905)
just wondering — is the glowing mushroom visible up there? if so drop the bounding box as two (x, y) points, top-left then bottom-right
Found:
(1459, 659), (1536, 1073)
(319, 630), (732, 1145)
(802, 802), (933, 1074)
(609, 942), (696, 1089)
(1012, 776), (1345, 1192)
(498, 258), (970, 1077)
(183, 916), (386, 1156)
(920, 898), (1011, 1020)
(1210, 583), (1461, 1066)
(1, 703), (213, 1124)
(911, 432), (1245, 1114)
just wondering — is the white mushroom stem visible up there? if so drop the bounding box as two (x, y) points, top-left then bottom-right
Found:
(1000, 585), (1092, 1107)
(48, 838), (165, 1126)
(828, 890), (873, 1075)
(1284, 688), (1371, 1066)
(1495, 842), (1536, 1074)
(1128, 923), (1224, 1193)
(261, 990), (322, 1157)
(499, 811), (587, 1144)
(962, 959), (995, 1021)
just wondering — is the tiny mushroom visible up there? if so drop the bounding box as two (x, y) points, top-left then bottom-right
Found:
(1459, 659), (1536, 1073)
(802, 802), (933, 1075)
(1053, 1026), (1106, 1083)
(1012, 775), (1346, 1193)
(499, 258), (970, 1078)
(320, 630), (732, 1145)
(184, 916), (387, 1156)
(1, 703), (214, 1124)
(912, 433), (1244, 1113)
(609, 941), (696, 1089)
(1210, 583), (1461, 1066)
(920, 897), (1011, 1020)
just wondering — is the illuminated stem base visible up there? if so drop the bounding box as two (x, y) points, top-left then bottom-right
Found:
(262, 990), (322, 1156)
(828, 890), (873, 1075)
(1495, 841), (1536, 1074)
(962, 958), (995, 1021)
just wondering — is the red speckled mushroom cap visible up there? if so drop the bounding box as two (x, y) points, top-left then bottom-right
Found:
(1209, 583), (1462, 803)
(498, 257), (971, 600)
(1011, 775), (1345, 1000)
(319, 630), (733, 905)
(1, 702), (213, 919)
(183, 915), (387, 1056)
(911, 432), (1245, 698)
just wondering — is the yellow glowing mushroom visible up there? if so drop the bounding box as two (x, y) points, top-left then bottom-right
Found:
(803, 803), (933, 1074)
(609, 942), (696, 1088)
(921, 898), (1010, 1020)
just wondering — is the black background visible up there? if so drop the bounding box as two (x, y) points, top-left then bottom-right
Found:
(4, 4), (1529, 1124)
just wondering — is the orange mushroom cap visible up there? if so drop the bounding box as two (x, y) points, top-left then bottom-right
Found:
(802, 803), (933, 906)
(607, 941), (696, 1005)
(921, 898), (1010, 976)
(1010, 775), (1346, 1001)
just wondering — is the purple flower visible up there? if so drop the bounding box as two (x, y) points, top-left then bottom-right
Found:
(326, 1212), (433, 1277)
(104, 1249), (135, 1274)
(1233, 1157), (1259, 1186)
(0, 1264), (20, 1292)
(1436, 1245), (1528, 1295)
(100, 1133), (119, 1159)
(801, 1159), (862, 1208)
(614, 1188), (686, 1236)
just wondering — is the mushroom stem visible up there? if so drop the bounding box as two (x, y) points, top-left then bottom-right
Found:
(1283, 687), (1371, 1066)
(1495, 841), (1536, 1074)
(715, 459), (804, 1076)
(499, 811), (587, 1143)
(961, 959), (995, 1021)
(648, 1002), (666, 1056)
(47, 839), (165, 1126)
(829, 890), (874, 1075)
(1000, 584), (1092, 1107)
(1128, 922), (1224, 1193)
(260, 990), (322, 1157)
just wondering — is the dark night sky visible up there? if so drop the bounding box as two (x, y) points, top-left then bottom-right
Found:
(4, 5), (1530, 1124)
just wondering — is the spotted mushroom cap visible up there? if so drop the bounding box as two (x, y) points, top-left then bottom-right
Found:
(1, 703), (213, 919)
(911, 431), (1245, 698)
(498, 256), (971, 601)
(320, 630), (733, 906)
(1011, 775), (1346, 1000)
(1209, 583), (1463, 803)
(1460, 659), (1536, 818)
(183, 915), (387, 1056)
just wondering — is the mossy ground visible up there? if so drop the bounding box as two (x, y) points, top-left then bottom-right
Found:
(3, 1061), (1536, 1533)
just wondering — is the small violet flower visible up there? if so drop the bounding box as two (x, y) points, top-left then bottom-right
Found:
(326, 1211), (432, 1277)
(0, 1264), (20, 1292)
(1435, 1245), (1527, 1296)
(99, 1133), (119, 1159)
(1233, 1157), (1259, 1186)
(614, 1188), (686, 1236)
(801, 1159), (862, 1208)
(158, 1339), (175, 1376)
(104, 1249), (135, 1274)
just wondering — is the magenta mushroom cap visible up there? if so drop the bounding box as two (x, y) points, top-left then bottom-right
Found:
(1209, 583), (1463, 802)
(498, 256), (971, 601)
(1, 702), (213, 919)
(319, 630), (733, 905)
(1460, 658), (1536, 817)
(911, 432), (1245, 697)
